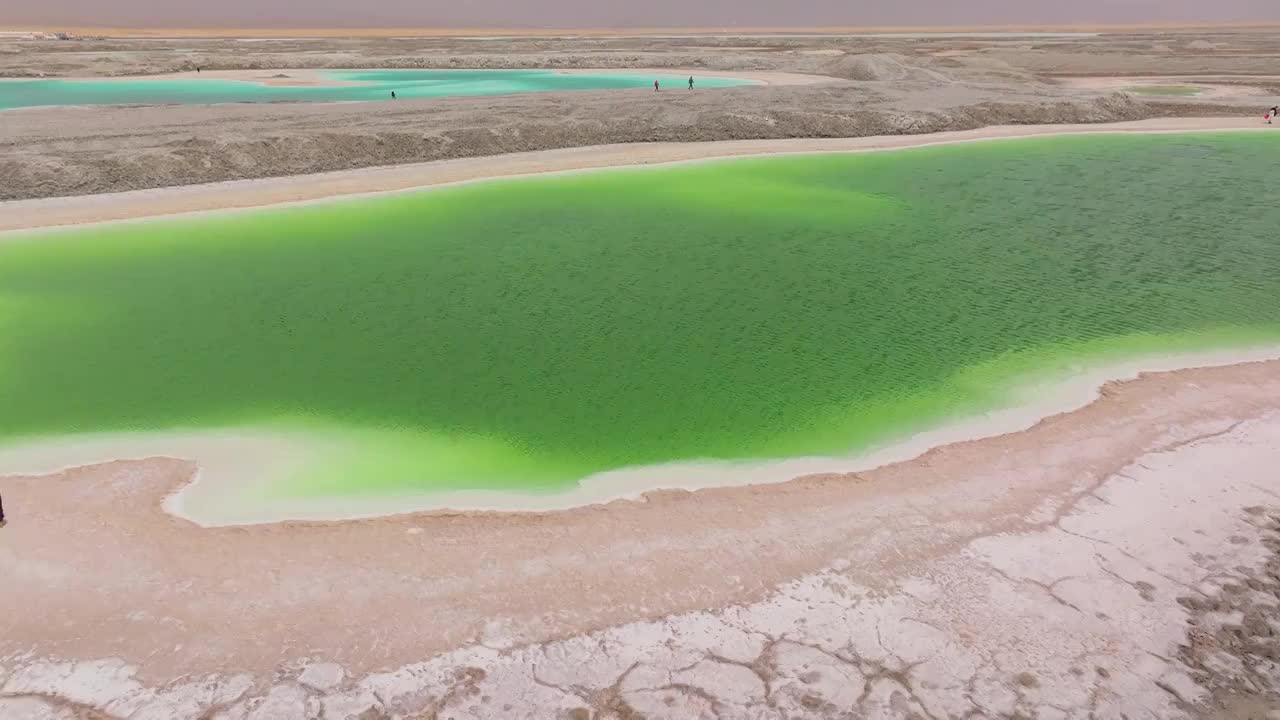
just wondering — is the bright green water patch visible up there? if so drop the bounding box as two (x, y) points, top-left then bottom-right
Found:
(1126, 85), (1203, 96)
(0, 70), (750, 110)
(2, 132), (1279, 500)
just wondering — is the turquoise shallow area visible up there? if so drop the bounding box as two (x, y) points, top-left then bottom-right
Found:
(1, 133), (1278, 500)
(0, 70), (750, 110)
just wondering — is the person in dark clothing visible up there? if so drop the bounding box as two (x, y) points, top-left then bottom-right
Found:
(1268, 106), (1278, 124)
(391, 91), (397, 99)
(688, 76), (694, 89)
(1, 491), (6, 528)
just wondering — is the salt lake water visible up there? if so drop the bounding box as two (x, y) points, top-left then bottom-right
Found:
(0, 69), (753, 110)
(1, 132), (1277, 504)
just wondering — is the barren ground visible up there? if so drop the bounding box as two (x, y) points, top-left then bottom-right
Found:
(1, 30), (1278, 200)
(3, 357), (1280, 719)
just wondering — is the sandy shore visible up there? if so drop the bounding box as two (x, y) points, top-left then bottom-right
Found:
(3, 358), (1279, 717)
(2, 117), (1271, 234)
(552, 67), (831, 85)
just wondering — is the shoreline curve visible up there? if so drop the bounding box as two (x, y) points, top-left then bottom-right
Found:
(1, 117), (1271, 234)
(2, 345), (1278, 526)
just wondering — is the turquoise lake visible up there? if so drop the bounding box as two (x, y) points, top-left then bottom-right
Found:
(0, 70), (753, 110)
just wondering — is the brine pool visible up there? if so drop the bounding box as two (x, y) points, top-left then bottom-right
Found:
(0, 69), (754, 110)
(1, 132), (1278, 518)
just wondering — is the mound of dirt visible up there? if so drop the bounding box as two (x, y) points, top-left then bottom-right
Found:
(821, 53), (950, 83)
(0, 89), (1199, 202)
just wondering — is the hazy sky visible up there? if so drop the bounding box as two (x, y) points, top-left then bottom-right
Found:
(7, 0), (1279, 28)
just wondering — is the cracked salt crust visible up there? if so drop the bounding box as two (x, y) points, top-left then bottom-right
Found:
(3, 413), (1279, 717)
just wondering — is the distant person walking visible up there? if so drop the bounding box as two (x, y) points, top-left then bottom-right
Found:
(688, 76), (694, 90)
(391, 91), (397, 100)
(1267, 106), (1278, 124)
(1, 491), (6, 528)
(654, 80), (660, 92)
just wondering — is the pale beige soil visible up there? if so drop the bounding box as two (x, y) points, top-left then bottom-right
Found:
(551, 68), (833, 85)
(1056, 75), (1279, 98)
(2, 360), (1279, 718)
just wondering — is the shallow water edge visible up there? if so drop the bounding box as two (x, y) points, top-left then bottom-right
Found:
(3, 343), (1278, 526)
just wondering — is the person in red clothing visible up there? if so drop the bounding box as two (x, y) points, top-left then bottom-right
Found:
(654, 79), (660, 92)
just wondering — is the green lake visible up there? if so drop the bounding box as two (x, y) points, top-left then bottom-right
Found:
(1, 132), (1278, 500)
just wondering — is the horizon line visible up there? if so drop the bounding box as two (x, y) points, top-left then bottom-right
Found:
(4, 21), (1280, 38)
